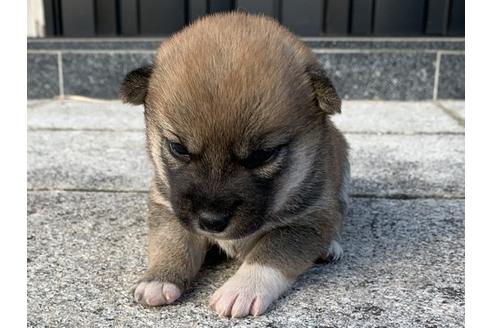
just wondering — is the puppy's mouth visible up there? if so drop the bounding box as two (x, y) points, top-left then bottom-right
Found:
(187, 216), (265, 240)
(195, 227), (233, 240)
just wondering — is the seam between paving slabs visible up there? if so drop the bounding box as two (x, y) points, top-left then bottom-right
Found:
(26, 98), (462, 105)
(27, 49), (466, 55)
(28, 36), (465, 42)
(28, 127), (145, 132)
(27, 128), (464, 136)
(57, 52), (64, 97)
(432, 52), (442, 101)
(434, 102), (465, 127)
(26, 188), (464, 200)
(27, 188), (149, 193)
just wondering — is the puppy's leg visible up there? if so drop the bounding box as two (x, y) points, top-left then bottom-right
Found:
(134, 196), (207, 306)
(210, 215), (338, 318)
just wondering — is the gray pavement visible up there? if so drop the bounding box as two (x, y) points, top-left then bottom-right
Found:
(27, 100), (465, 327)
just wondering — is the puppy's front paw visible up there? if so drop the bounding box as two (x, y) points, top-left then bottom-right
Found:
(133, 280), (182, 306)
(317, 240), (344, 263)
(210, 283), (272, 318)
(209, 264), (290, 318)
(327, 240), (343, 261)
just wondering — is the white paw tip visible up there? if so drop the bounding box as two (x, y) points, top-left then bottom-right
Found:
(162, 282), (181, 303)
(328, 240), (344, 261)
(133, 280), (182, 306)
(250, 297), (269, 317)
(209, 264), (288, 318)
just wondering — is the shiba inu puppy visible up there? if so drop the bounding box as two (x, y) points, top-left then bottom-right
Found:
(121, 12), (349, 318)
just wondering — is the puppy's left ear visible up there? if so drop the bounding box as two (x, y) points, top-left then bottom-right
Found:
(120, 64), (153, 105)
(306, 64), (341, 115)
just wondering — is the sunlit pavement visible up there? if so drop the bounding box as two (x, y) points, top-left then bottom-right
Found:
(27, 99), (464, 327)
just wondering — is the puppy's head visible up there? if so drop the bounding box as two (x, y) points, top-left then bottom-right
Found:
(121, 14), (340, 239)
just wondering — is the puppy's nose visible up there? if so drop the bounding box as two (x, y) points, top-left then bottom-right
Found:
(198, 212), (230, 233)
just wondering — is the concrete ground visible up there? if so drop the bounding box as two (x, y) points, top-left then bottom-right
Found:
(27, 100), (464, 327)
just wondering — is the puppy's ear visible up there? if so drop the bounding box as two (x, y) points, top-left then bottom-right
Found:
(120, 64), (153, 105)
(306, 64), (341, 115)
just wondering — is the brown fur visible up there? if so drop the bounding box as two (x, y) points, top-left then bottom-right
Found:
(122, 12), (349, 317)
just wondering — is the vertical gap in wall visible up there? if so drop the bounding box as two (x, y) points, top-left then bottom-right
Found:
(347, 0), (353, 34)
(422, 0), (429, 35)
(115, 0), (122, 35)
(277, 0), (283, 24)
(54, 0), (63, 35)
(433, 52), (442, 101)
(446, 0), (453, 35)
(322, 0), (328, 35)
(93, 0), (98, 35)
(442, 0), (450, 36)
(136, 0), (141, 34)
(184, 0), (189, 26)
(370, 0), (376, 35)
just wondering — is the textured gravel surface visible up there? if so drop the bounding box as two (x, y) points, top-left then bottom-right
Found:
(27, 192), (464, 328)
(27, 100), (465, 327)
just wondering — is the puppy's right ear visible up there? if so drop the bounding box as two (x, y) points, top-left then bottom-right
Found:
(306, 64), (341, 115)
(120, 65), (153, 105)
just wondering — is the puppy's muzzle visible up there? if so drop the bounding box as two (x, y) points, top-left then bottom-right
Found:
(198, 211), (231, 233)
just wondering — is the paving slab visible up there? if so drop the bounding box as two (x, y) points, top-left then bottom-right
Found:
(27, 53), (60, 99)
(62, 53), (154, 99)
(27, 130), (150, 191)
(27, 100), (144, 131)
(27, 130), (464, 197)
(27, 191), (464, 327)
(333, 101), (463, 133)
(437, 55), (465, 100)
(348, 134), (464, 197)
(28, 100), (464, 134)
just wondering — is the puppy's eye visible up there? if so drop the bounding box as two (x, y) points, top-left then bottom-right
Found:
(168, 141), (190, 161)
(242, 147), (280, 169)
